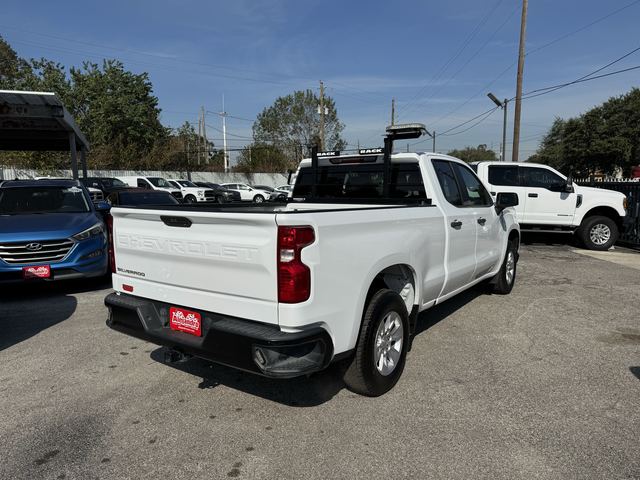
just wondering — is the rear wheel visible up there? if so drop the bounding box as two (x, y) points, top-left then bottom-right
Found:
(579, 215), (618, 250)
(184, 194), (197, 204)
(343, 289), (409, 397)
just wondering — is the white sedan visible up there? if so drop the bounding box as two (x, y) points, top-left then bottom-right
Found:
(220, 183), (271, 202)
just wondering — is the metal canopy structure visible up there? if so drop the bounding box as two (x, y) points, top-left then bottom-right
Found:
(0, 90), (90, 179)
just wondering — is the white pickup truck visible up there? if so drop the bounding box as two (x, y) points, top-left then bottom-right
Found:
(472, 162), (628, 250)
(105, 125), (520, 396)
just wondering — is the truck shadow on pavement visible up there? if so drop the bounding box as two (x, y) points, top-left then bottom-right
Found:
(521, 231), (580, 248)
(149, 286), (486, 407)
(0, 277), (110, 351)
(0, 293), (78, 351)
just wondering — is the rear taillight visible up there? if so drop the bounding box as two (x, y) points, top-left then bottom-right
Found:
(106, 214), (116, 273)
(277, 226), (315, 303)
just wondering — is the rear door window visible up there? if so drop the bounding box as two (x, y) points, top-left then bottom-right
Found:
(488, 165), (520, 186)
(521, 167), (566, 191)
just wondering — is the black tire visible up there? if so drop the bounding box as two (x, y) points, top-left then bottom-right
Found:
(184, 194), (197, 204)
(578, 215), (618, 251)
(343, 289), (409, 397)
(216, 195), (225, 204)
(492, 240), (518, 294)
(253, 194), (265, 203)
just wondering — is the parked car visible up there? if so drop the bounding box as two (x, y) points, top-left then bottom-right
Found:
(167, 179), (216, 203)
(80, 177), (130, 197)
(35, 176), (105, 201)
(252, 185), (275, 193)
(472, 162), (628, 250)
(106, 189), (181, 207)
(0, 179), (109, 283)
(269, 184), (293, 201)
(105, 124), (520, 396)
(220, 183), (272, 202)
(117, 176), (183, 201)
(193, 182), (241, 202)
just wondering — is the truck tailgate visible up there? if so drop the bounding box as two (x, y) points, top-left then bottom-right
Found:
(110, 208), (279, 324)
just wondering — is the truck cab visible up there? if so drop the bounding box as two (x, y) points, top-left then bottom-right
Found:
(472, 162), (627, 250)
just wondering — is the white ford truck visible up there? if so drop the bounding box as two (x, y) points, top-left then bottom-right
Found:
(105, 125), (520, 396)
(472, 162), (628, 250)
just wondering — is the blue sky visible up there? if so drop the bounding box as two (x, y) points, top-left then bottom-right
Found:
(2, 0), (639, 162)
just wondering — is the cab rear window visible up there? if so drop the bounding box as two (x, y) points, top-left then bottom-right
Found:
(293, 164), (426, 200)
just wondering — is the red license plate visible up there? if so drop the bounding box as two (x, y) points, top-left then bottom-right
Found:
(169, 307), (202, 336)
(22, 265), (51, 279)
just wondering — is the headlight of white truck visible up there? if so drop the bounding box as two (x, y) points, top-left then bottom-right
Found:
(197, 190), (205, 197)
(73, 223), (104, 241)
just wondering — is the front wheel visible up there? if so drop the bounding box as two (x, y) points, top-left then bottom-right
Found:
(492, 240), (518, 294)
(253, 194), (265, 203)
(343, 289), (409, 397)
(184, 194), (197, 204)
(579, 215), (618, 250)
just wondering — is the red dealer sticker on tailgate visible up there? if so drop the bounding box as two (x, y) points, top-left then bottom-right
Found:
(169, 307), (202, 336)
(22, 265), (51, 279)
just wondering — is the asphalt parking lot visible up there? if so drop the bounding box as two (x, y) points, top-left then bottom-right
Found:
(1, 240), (639, 480)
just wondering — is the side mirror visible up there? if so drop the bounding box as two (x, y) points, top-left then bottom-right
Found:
(495, 192), (519, 214)
(94, 201), (111, 213)
(564, 176), (574, 193)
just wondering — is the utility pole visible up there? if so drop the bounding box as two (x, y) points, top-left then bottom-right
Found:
(319, 80), (325, 150)
(512, 0), (528, 162)
(391, 98), (395, 126)
(196, 114), (201, 166)
(200, 106), (208, 164)
(432, 130), (436, 153)
(221, 95), (229, 173)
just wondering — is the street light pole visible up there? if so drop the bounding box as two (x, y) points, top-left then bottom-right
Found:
(487, 93), (508, 161)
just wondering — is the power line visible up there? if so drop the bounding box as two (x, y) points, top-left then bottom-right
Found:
(396, 0), (505, 119)
(520, 46), (640, 100)
(399, 2), (518, 121)
(430, 0), (640, 128)
(415, 49), (640, 144)
(438, 108), (500, 138)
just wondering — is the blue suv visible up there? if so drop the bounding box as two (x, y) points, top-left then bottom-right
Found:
(0, 179), (109, 283)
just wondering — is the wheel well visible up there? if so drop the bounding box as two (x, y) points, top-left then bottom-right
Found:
(582, 206), (622, 228)
(365, 265), (417, 314)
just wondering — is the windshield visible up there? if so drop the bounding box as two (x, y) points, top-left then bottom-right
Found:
(103, 178), (127, 187)
(116, 191), (180, 206)
(148, 177), (173, 188)
(0, 186), (90, 214)
(178, 180), (197, 187)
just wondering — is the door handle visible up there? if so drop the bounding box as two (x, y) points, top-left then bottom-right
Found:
(528, 193), (538, 198)
(477, 217), (486, 226)
(450, 220), (462, 229)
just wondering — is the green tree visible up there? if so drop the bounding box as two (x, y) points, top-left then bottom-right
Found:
(252, 89), (346, 167)
(447, 144), (498, 163)
(69, 60), (167, 168)
(532, 88), (640, 176)
(234, 143), (288, 173)
(0, 35), (37, 89)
